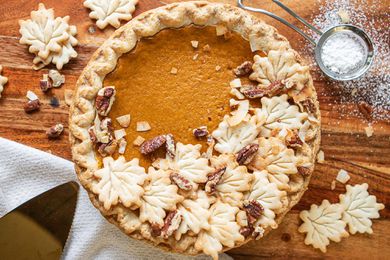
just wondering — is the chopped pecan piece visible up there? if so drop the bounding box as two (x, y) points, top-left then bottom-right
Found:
(170, 171), (193, 191)
(140, 135), (167, 155)
(300, 99), (316, 114)
(285, 130), (303, 149)
(24, 99), (41, 113)
(193, 126), (209, 139)
(243, 200), (264, 225)
(241, 81), (284, 99)
(233, 61), (253, 77)
(239, 226), (253, 237)
(97, 140), (117, 156)
(46, 123), (64, 139)
(95, 86), (116, 116)
(297, 166), (311, 176)
(165, 134), (175, 158)
(236, 143), (259, 165)
(357, 101), (372, 120)
(160, 210), (182, 239)
(205, 167), (226, 194)
(150, 223), (162, 237)
(252, 226), (265, 240)
(40, 74), (52, 92)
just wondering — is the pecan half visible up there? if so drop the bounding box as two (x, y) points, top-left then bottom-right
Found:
(205, 167), (226, 194)
(357, 101), (372, 120)
(170, 171), (192, 191)
(95, 86), (116, 116)
(160, 210), (182, 239)
(46, 123), (64, 139)
(243, 200), (264, 225)
(165, 134), (175, 158)
(234, 61), (253, 77)
(24, 99), (41, 113)
(297, 166), (311, 176)
(150, 223), (162, 237)
(300, 99), (316, 114)
(236, 143), (259, 165)
(241, 81), (284, 99)
(239, 226), (253, 237)
(193, 126), (209, 139)
(140, 135), (167, 155)
(285, 130), (303, 149)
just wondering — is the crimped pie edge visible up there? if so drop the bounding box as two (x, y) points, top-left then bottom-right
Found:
(69, 1), (321, 256)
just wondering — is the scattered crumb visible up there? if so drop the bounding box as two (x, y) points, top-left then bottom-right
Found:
(170, 67), (178, 75)
(64, 89), (73, 106)
(116, 114), (131, 128)
(191, 40), (199, 48)
(26, 90), (39, 101)
(50, 96), (60, 107)
(133, 135), (145, 146)
(215, 24), (228, 36)
(215, 65), (221, 71)
(192, 54), (199, 60)
(336, 169), (350, 184)
(118, 138), (127, 154)
(136, 121), (151, 132)
(317, 150), (325, 163)
(364, 124), (374, 137)
(88, 26), (96, 34)
(337, 9), (350, 23)
(351, 88), (358, 96)
(48, 69), (65, 87)
(230, 78), (242, 88)
(331, 180), (336, 190)
(203, 44), (211, 52)
(230, 88), (244, 100)
(114, 128), (126, 140)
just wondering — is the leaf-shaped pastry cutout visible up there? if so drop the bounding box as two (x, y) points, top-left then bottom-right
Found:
(140, 167), (183, 226)
(298, 200), (349, 253)
(155, 142), (212, 190)
(92, 156), (147, 210)
(255, 95), (308, 137)
(339, 183), (385, 234)
(84, 0), (138, 29)
(249, 137), (298, 175)
(0, 66), (8, 98)
(210, 154), (253, 206)
(195, 201), (244, 259)
(249, 50), (310, 91)
(212, 115), (260, 154)
(267, 172), (290, 190)
(175, 190), (211, 240)
(247, 170), (286, 229)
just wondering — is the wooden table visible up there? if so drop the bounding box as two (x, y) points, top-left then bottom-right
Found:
(0, 0), (388, 258)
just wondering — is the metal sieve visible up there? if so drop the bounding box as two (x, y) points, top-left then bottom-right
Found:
(237, 0), (375, 81)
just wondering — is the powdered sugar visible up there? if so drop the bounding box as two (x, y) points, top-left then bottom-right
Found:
(320, 32), (366, 74)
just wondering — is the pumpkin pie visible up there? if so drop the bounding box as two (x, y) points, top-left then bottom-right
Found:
(69, 1), (321, 259)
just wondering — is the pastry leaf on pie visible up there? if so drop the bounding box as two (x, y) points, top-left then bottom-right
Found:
(212, 115), (260, 154)
(92, 156), (147, 210)
(267, 172), (290, 190)
(140, 168), (183, 226)
(298, 200), (349, 253)
(195, 201), (244, 259)
(255, 95), (308, 137)
(250, 137), (298, 175)
(249, 49), (310, 91)
(175, 190), (212, 240)
(339, 183), (385, 234)
(117, 209), (142, 234)
(210, 154), (253, 206)
(0, 66), (8, 98)
(155, 142), (213, 190)
(247, 170), (287, 229)
(84, 0), (138, 29)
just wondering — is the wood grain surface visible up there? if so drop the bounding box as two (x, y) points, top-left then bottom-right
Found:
(0, 0), (389, 259)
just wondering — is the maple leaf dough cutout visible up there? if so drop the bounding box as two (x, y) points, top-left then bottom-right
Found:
(175, 190), (212, 240)
(210, 154), (253, 206)
(255, 94), (308, 137)
(194, 200), (244, 260)
(0, 66), (8, 98)
(298, 200), (349, 253)
(84, 0), (138, 29)
(249, 137), (298, 176)
(249, 49), (310, 92)
(154, 142), (213, 190)
(339, 183), (385, 234)
(19, 3), (78, 70)
(212, 114), (260, 154)
(139, 167), (183, 226)
(246, 170), (287, 229)
(92, 156), (147, 210)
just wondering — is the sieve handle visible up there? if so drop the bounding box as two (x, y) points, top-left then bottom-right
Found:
(237, 0), (319, 45)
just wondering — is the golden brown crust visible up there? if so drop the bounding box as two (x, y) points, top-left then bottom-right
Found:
(69, 1), (321, 257)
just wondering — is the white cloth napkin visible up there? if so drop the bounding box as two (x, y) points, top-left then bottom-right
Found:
(0, 138), (231, 260)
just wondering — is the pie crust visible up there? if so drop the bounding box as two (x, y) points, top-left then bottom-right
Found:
(69, 1), (321, 258)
